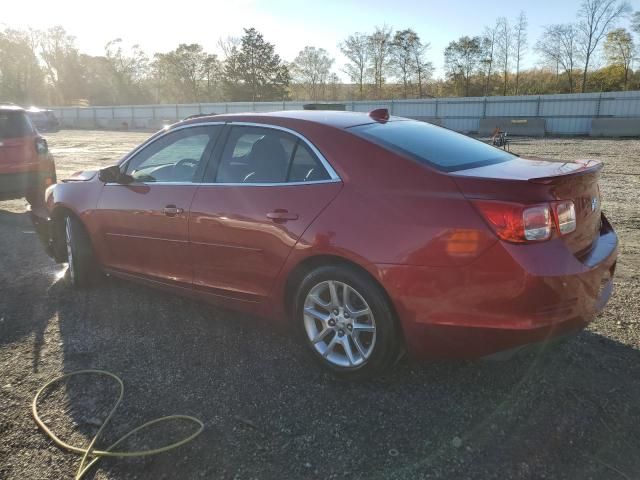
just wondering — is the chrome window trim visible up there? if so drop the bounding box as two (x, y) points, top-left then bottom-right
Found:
(118, 121), (226, 169)
(105, 179), (341, 187)
(116, 120), (342, 186)
(225, 121), (340, 182)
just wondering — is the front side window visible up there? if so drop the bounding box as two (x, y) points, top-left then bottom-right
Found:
(214, 126), (330, 184)
(350, 120), (515, 172)
(124, 126), (219, 183)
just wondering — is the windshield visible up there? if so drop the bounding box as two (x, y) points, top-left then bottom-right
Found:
(350, 120), (515, 172)
(0, 111), (34, 139)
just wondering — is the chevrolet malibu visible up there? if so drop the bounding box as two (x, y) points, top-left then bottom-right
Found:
(31, 110), (618, 377)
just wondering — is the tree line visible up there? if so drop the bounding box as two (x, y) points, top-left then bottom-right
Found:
(444, 0), (637, 97)
(0, 0), (638, 107)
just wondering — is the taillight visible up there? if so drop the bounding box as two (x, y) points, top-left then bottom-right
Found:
(35, 137), (48, 155)
(473, 200), (552, 243)
(523, 205), (552, 240)
(553, 201), (576, 235)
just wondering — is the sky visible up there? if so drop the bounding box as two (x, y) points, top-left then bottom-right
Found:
(2, 0), (639, 79)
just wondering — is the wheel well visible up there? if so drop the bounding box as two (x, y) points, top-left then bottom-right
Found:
(284, 255), (398, 321)
(50, 207), (89, 263)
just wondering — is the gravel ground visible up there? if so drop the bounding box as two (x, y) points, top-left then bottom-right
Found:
(0, 130), (639, 480)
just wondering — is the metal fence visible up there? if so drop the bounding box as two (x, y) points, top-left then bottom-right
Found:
(50, 90), (640, 135)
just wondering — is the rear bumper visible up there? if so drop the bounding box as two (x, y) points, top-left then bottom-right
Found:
(379, 214), (618, 360)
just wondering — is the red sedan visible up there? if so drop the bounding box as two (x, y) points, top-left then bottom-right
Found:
(32, 110), (618, 376)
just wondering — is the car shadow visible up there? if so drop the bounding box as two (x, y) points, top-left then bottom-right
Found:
(48, 276), (640, 480)
(2, 204), (639, 479)
(0, 208), (62, 373)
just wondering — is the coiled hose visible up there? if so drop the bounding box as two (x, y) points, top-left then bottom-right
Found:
(32, 369), (204, 479)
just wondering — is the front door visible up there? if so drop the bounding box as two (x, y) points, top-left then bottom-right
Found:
(189, 124), (342, 302)
(94, 125), (222, 286)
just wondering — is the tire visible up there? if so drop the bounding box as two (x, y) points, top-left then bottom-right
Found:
(293, 264), (400, 378)
(25, 189), (41, 206)
(64, 215), (97, 288)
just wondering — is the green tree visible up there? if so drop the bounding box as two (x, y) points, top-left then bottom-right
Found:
(223, 28), (290, 102)
(153, 44), (222, 103)
(0, 28), (45, 104)
(291, 46), (334, 101)
(38, 26), (85, 104)
(104, 38), (150, 104)
(603, 28), (636, 89)
(444, 36), (483, 96)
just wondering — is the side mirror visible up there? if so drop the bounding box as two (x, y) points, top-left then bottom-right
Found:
(99, 165), (126, 183)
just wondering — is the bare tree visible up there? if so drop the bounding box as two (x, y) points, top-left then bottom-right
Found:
(291, 46), (334, 101)
(603, 28), (636, 89)
(409, 38), (433, 98)
(339, 33), (369, 100)
(513, 12), (528, 95)
(632, 11), (640, 35)
(217, 36), (240, 61)
(391, 29), (417, 98)
(368, 25), (393, 98)
(536, 24), (581, 93)
(495, 17), (512, 95)
(577, 0), (631, 92)
(481, 23), (499, 95)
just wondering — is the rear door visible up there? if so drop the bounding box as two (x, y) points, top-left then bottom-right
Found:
(189, 124), (342, 302)
(94, 124), (222, 285)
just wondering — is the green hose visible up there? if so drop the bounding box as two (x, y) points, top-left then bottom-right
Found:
(32, 369), (204, 479)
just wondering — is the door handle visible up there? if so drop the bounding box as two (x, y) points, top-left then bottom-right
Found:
(266, 209), (299, 222)
(162, 205), (184, 217)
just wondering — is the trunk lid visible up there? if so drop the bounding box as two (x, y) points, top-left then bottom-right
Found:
(451, 157), (602, 256)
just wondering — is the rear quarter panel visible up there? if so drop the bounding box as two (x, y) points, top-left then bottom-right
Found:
(269, 126), (497, 319)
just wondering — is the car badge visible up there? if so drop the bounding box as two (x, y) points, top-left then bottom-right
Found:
(591, 197), (598, 212)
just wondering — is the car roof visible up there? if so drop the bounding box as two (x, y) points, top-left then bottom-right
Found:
(0, 104), (25, 112)
(27, 107), (53, 113)
(182, 110), (398, 129)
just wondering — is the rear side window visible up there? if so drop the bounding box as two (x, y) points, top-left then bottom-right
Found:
(213, 126), (331, 184)
(350, 120), (514, 172)
(0, 111), (33, 139)
(288, 143), (331, 182)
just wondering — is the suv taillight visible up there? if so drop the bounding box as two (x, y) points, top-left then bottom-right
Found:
(473, 200), (575, 243)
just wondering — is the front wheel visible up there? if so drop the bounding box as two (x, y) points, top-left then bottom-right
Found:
(64, 215), (97, 288)
(294, 265), (401, 378)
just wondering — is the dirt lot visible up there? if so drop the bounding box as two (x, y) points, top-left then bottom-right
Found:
(1, 130), (639, 480)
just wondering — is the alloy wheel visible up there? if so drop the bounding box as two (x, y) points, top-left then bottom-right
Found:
(303, 280), (376, 368)
(65, 217), (75, 283)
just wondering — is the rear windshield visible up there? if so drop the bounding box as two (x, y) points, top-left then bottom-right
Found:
(350, 120), (515, 172)
(0, 111), (33, 139)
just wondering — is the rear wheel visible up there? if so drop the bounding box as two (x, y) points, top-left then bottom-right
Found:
(64, 215), (96, 288)
(294, 265), (400, 377)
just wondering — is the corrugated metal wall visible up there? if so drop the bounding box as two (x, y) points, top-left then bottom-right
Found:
(51, 90), (640, 135)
